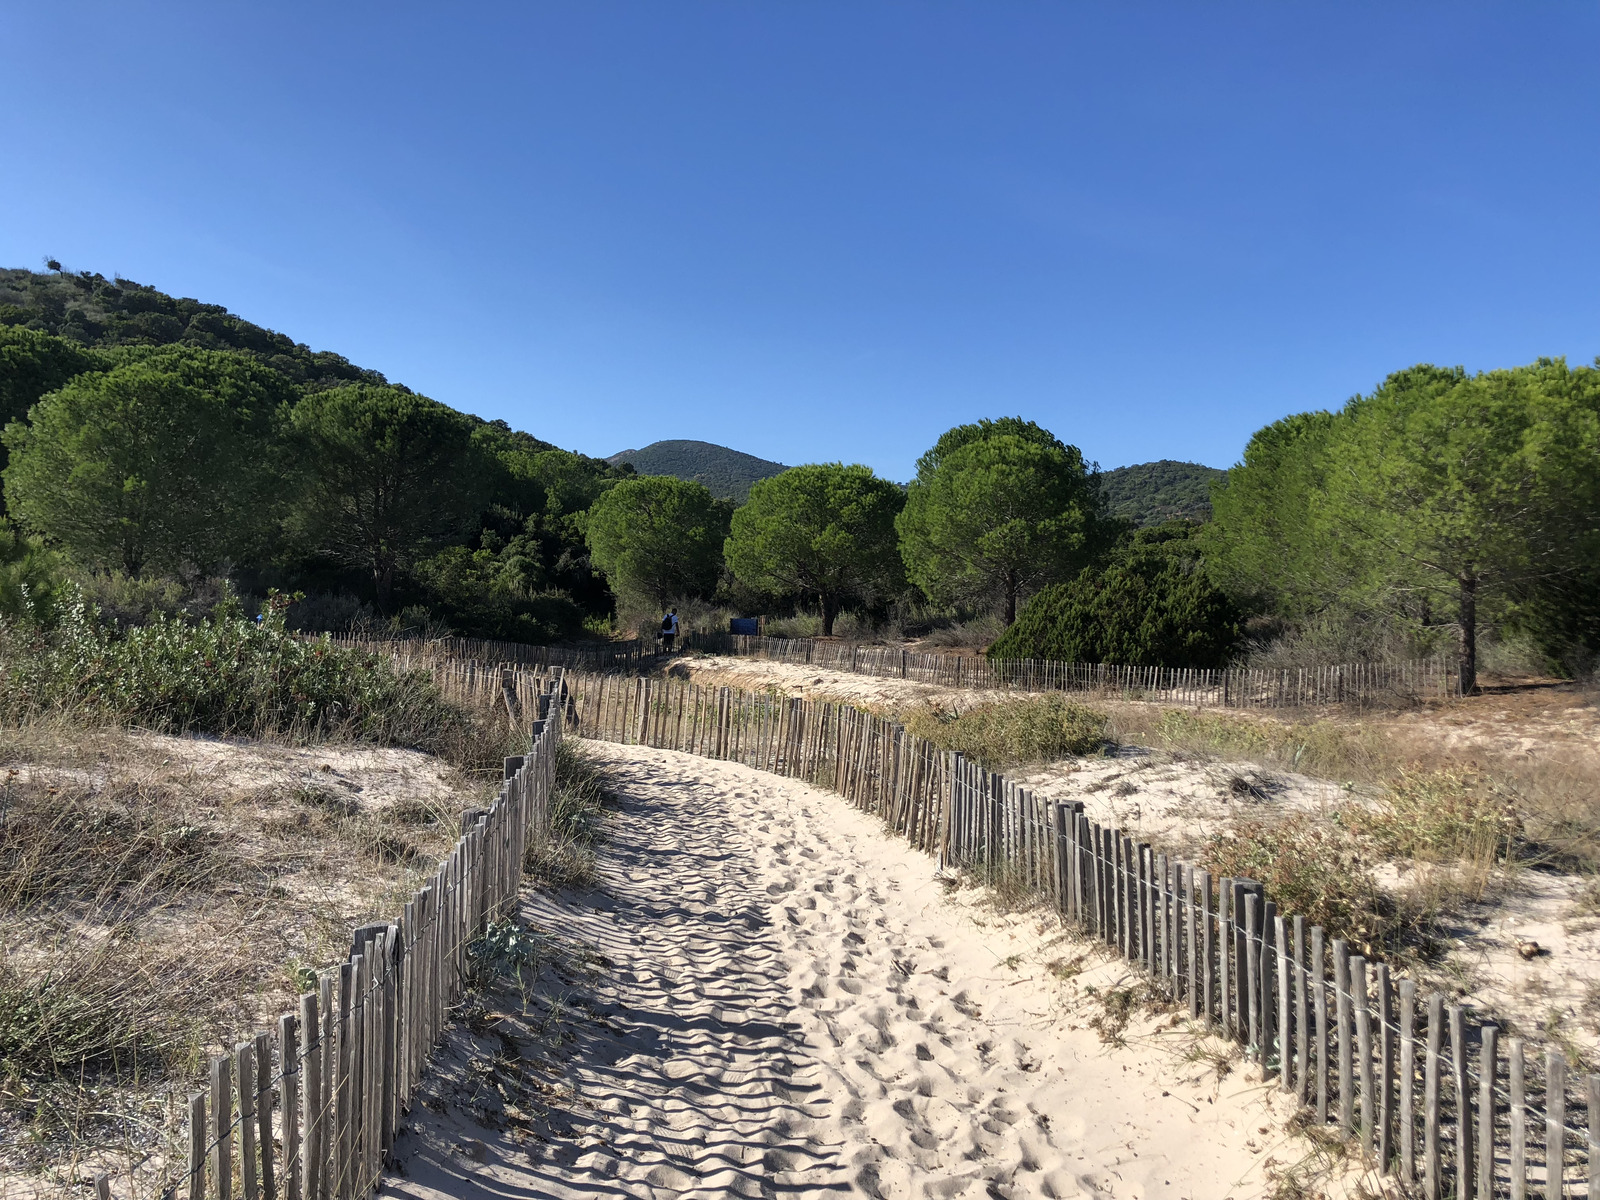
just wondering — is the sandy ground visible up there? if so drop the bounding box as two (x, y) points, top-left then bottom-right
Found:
(670, 654), (1017, 711)
(674, 656), (1600, 1059)
(382, 743), (1366, 1200)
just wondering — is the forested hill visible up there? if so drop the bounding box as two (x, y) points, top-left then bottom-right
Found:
(0, 267), (395, 393)
(608, 439), (788, 501)
(1099, 460), (1225, 525)
(1, 265), (626, 644)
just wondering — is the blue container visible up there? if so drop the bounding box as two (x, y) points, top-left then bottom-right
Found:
(729, 617), (759, 636)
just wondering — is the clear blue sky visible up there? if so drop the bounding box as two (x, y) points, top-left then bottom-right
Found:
(3, 4), (1596, 480)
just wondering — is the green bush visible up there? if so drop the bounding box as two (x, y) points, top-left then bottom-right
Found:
(0, 590), (470, 748)
(1200, 813), (1396, 955)
(989, 551), (1241, 668)
(901, 695), (1107, 767)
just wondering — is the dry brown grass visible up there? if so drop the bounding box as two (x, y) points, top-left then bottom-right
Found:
(0, 710), (520, 1191)
(902, 694), (1108, 768)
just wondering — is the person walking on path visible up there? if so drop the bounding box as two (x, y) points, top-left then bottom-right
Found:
(659, 607), (679, 653)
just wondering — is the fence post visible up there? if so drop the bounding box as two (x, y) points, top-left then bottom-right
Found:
(1353, 956), (1372, 1152)
(238, 1041), (258, 1200)
(300, 992), (321, 1200)
(1335, 939), (1353, 1130)
(1548, 1048), (1567, 1200)
(1450, 1005), (1472, 1200)
(254, 1030), (274, 1200)
(1510, 1038), (1527, 1200)
(212, 1054), (233, 1200)
(1198, 870), (1213, 1026)
(1426, 995), (1443, 1200)
(188, 1091), (207, 1200)
(1478, 1025), (1497, 1200)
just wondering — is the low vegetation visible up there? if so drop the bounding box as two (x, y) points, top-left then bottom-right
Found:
(524, 739), (614, 890)
(1200, 814), (1400, 956)
(902, 694), (1107, 767)
(0, 599), (600, 1184)
(1, 590), (471, 751)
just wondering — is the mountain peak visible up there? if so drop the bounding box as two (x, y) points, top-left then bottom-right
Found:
(607, 439), (788, 501)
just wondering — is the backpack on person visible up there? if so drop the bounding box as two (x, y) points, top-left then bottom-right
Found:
(662, 614), (674, 633)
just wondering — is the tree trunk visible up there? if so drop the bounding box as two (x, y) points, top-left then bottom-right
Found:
(1458, 573), (1478, 695)
(1004, 583), (1018, 626)
(375, 562), (394, 613)
(821, 595), (838, 637)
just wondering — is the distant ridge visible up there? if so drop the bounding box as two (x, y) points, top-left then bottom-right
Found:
(608, 439), (788, 501)
(1099, 460), (1226, 526)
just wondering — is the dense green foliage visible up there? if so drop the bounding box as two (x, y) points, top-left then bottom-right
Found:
(725, 463), (904, 635)
(608, 439), (787, 501)
(0, 267), (385, 390)
(1207, 359), (1600, 685)
(898, 421), (1105, 623)
(0, 520), (60, 624)
(287, 385), (483, 606)
(4, 347), (292, 574)
(989, 525), (1242, 667)
(583, 475), (730, 611)
(0, 269), (626, 641)
(9, 270), (1596, 674)
(1099, 459), (1225, 526)
(0, 591), (468, 746)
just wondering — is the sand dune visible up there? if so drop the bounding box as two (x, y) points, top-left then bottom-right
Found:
(382, 743), (1355, 1200)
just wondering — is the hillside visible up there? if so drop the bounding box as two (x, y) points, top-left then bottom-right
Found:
(608, 439), (788, 501)
(0, 267), (389, 391)
(1, 266), (623, 640)
(1099, 459), (1225, 525)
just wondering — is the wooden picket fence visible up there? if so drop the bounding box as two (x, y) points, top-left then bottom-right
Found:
(531, 667), (1592, 1197)
(124, 673), (568, 1200)
(687, 631), (1465, 708)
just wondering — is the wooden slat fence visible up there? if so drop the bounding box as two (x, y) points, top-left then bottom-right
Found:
(524, 667), (1590, 1197)
(687, 631), (1464, 708)
(109, 672), (568, 1200)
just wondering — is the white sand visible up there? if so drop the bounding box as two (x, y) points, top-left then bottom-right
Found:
(383, 743), (1366, 1200)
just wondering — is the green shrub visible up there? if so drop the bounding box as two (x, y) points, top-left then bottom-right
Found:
(1344, 767), (1520, 866)
(902, 695), (1107, 767)
(0, 589), (470, 749)
(0, 519), (62, 624)
(1200, 813), (1396, 955)
(989, 552), (1241, 668)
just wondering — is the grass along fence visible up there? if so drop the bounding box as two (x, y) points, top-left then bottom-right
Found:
(315, 632), (651, 675)
(100, 671), (567, 1200)
(481, 666), (1585, 1197)
(687, 630), (1465, 708)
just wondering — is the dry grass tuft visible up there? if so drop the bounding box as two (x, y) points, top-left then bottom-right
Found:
(902, 695), (1108, 768)
(0, 710), (521, 1186)
(1200, 814), (1400, 956)
(523, 739), (615, 891)
(1342, 767), (1520, 903)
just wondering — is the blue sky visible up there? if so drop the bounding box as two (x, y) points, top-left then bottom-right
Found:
(3, 4), (1596, 479)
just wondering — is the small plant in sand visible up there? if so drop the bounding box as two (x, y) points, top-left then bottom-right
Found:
(524, 740), (614, 889)
(1087, 976), (1169, 1046)
(902, 695), (1107, 767)
(1200, 813), (1398, 957)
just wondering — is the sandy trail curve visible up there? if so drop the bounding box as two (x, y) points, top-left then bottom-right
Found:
(382, 743), (1331, 1200)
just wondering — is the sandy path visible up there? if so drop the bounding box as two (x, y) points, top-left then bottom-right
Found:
(384, 743), (1337, 1200)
